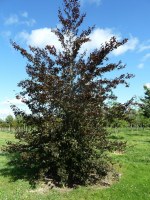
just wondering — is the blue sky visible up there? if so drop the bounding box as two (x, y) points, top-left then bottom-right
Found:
(0, 0), (150, 118)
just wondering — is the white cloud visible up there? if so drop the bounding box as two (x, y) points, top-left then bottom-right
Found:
(19, 27), (116, 51)
(17, 31), (29, 42)
(81, 28), (138, 56)
(1, 31), (11, 37)
(139, 44), (150, 52)
(1, 98), (24, 106)
(0, 99), (15, 118)
(0, 98), (30, 119)
(113, 37), (139, 56)
(18, 28), (62, 49)
(0, 108), (14, 119)
(139, 40), (150, 52)
(4, 13), (36, 27)
(4, 14), (19, 25)
(137, 63), (144, 69)
(81, 0), (102, 6)
(19, 27), (138, 56)
(144, 83), (150, 89)
(21, 11), (28, 18)
(88, 0), (101, 5)
(142, 53), (150, 61)
(21, 19), (36, 26)
(81, 28), (120, 53)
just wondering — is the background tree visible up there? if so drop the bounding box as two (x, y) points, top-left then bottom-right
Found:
(106, 100), (133, 128)
(5, 115), (14, 131)
(5, 115), (14, 126)
(141, 86), (150, 118)
(4, 0), (133, 187)
(0, 118), (6, 128)
(13, 115), (25, 129)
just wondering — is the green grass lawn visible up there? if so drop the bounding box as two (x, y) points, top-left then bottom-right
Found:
(0, 129), (150, 200)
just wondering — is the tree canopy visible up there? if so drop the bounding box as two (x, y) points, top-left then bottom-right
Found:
(141, 86), (150, 118)
(4, 0), (133, 187)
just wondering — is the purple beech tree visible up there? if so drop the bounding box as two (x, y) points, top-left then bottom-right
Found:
(4, 0), (133, 187)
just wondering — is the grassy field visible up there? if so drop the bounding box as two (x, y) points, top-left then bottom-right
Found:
(0, 129), (150, 200)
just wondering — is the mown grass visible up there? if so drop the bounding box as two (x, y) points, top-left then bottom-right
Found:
(0, 129), (150, 200)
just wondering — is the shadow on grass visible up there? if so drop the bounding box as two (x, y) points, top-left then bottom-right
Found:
(0, 152), (10, 157)
(0, 153), (38, 188)
(109, 135), (124, 140)
(126, 133), (146, 137)
(143, 140), (150, 143)
(127, 131), (150, 137)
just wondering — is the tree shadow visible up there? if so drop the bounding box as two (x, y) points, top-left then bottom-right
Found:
(0, 152), (38, 188)
(143, 140), (150, 143)
(126, 133), (143, 136)
(109, 135), (124, 140)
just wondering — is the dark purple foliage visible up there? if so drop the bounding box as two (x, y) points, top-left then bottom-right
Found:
(4, 0), (133, 187)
